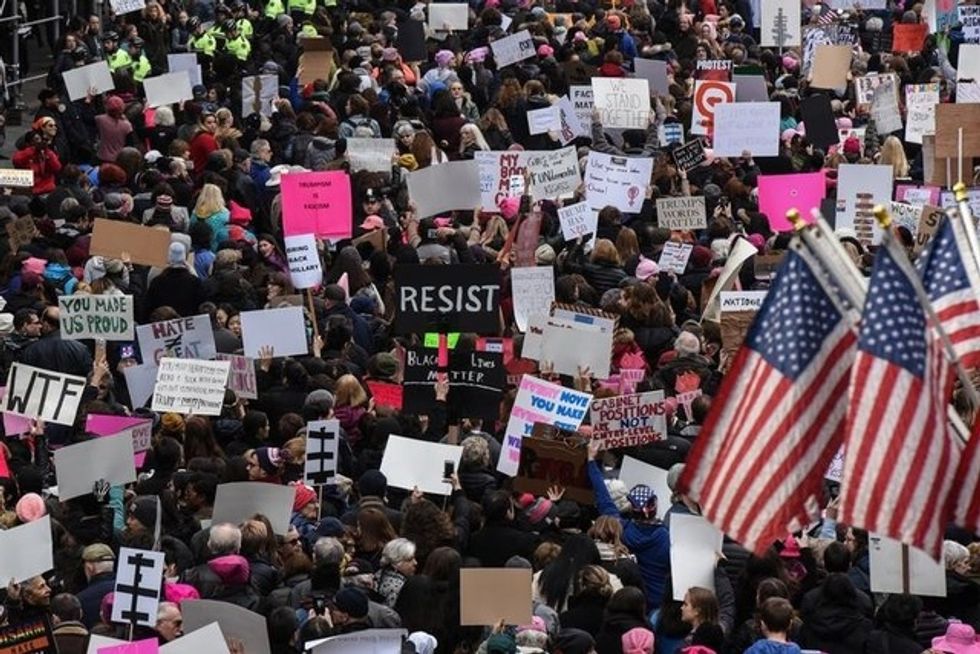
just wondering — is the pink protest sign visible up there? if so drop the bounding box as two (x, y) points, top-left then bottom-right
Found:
(758, 172), (826, 232)
(281, 171), (353, 241)
(895, 184), (941, 206)
(86, 414), (153, 465)
(97, 637), (159, 654)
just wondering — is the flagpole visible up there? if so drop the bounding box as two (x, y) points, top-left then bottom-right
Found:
(873, 205), (980, 409)
(953, 182), (980, 272)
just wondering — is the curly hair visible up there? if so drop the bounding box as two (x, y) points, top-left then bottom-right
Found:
(400, 499), (455, 569)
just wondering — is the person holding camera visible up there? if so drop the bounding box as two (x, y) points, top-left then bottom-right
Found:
(12, 117), (63, 195)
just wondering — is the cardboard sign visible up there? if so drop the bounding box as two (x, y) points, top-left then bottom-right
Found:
(935, 104), (980, 158)
(691, 80), (735, 136)
(304, 419), (339, 486)
(407, 160), (482, 217)
(346, 138), (396, 173)
(143, 71), (194, 109)
(810, 45), (852, 89)
(584, 152), (653, 212)
(298, 38), (336, 85)
(656, 196), (707, 231)
(59, 294), (134, 341)
(592, 78), (650, 129)
(914, 204), (944, 255)
(589, 391), (668, 450)
(0, 616), (56, 654)
(658, 242), (694, 274)
(54, 434), (136, 499)
(892, 22), (927, 52)
(0, 515), (52, 583)
(905, 83), (939, 145)
(136, 314), (216, 365)
(241, 306), (308, 358)
(90, 219), (171, 268)
(212, 483), (294, 535)
(5, 216), (34, 252)
(761, 0), (800, 46)
(151, 358), (231, 416)
(62, 61), (114, 101)
(672, 140), (706, 172)
(720, 291), (766, 358)
(393, 265), (500, 333)
(366, 380), (403, 410)
(514, 436), (593, 504)
(634, 58), (669, 96)
(0, 170), (34, 189)
(4, 363), (86, 426)
(459, 569), (532, 626)
(491, 30), (534, 67)
(836, 164), (894, 246)
(403, 348), (503, 420)
(527, 147), (581, 201)
(429, 3), (468, 30)
(512, 266), (555, 332)
(215, 354), (258, 400)
(281, 171), (352, 241)
(182, 600), (271, 654)
(670, 514), (723, 599)
(758, 172), (826, 232)
(869, 534), (946, 596)
(499, 375), (591, 476)
(112, 548), (165, 628)
(380, 435), (463, 495)
(712, 101), (780, 157)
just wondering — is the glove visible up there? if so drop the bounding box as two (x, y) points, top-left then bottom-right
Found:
(92, 479), (110, 502)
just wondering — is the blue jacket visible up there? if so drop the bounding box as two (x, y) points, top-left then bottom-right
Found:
(589, 461), (670, 607)
(745, 640), (802, 654)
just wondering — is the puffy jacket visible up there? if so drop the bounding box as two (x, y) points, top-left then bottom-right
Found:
(12, 143), (62, 194)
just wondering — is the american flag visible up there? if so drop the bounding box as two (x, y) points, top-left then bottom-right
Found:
(917, 216), (980, 369)
(953, 421), (980, 535)
(839, 243), (960, 558)
(677, 249), (856, 553)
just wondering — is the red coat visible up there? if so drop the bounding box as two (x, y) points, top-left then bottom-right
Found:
(189, 131), (218, 178)
(12, 144), (62, 194)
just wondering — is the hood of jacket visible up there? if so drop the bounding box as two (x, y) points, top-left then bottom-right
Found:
(207, 554), (251, 585)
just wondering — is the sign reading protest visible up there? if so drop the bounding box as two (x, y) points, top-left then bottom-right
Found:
(215, 354), (258, 400)
(4, 363), (87, 426)
(585, 152), (653, 212)
(393, 265), (501, 333)
(136, 315), (217, 365)
(403, 348), (504, 420)
(59, 294), (134, 341)
(589, 391), (668, 450)
(281, 171), (352, 241)
(284, 234), (322, 289)
(151, 358), (231, 416)
(591, 78), (650, 129)
(656, 196), (707, 231)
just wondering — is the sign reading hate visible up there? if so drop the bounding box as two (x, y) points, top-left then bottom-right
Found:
(59, 294), (134, 340)
(589, 391), (669, 450)
(136, 315), (217, 365)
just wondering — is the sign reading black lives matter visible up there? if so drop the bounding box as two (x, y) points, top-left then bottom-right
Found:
(393, 265), (501, 333)
(403, 348), (504, 420)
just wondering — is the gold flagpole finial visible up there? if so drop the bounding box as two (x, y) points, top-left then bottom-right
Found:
(872, 205), (891, 228)
(954, 181), (969, 203)
(787, 209), (805, 231)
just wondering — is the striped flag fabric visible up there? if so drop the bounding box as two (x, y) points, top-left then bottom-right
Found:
(953, 421), (980, 534)
(917, 216), (980, 369)
(677, 248), (856, 553)
(839, 242), (960, 557)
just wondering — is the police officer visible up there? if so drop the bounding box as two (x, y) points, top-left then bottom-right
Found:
(128, 37), (152, 82)
(230, 0), (254, 38)
(223, 19), (250, 61)
(188, 17), (217, 57)
(103, 32), (132, 73)
(288, 0), (314, 25)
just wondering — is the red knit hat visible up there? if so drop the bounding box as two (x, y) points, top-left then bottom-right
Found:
(293, 484), (318, 512)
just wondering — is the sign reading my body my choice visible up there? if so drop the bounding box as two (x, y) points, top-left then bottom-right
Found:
(393, 265), (501, 334)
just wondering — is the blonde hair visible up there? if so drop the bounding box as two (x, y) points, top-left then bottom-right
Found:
(878, 135), (909, 179)
(194, 183), (227, 218)
(591, 238), (622, 266)
(334, 374), (368, 407)
(459, 124), (490, 153)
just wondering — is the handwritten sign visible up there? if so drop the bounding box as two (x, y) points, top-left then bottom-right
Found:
(215, 354), (257, 400)
(558, 202), (598, 241)
(527, 147), (580, 201)
(719, 291), (767, 312)
(905, 83), (939, 145)
(514, 436), (593, 504)
(569, 86), (594, 131)
(62, 61), (114, 102)
(4, 363), (87, 426)
(59, 294), (134, 341)
(712, 101), (780, 157)
(527, 106), (560, 135)
(136, 315), (216, 365)
(512, 266), (555, 333)
(490, 30), (534, 67)
(347, 138), (396, 172)
(589, 391), (668, 450)
(281, 171), (352, 241)
(476, 151), (529, 210)
(656, 196), (707, 231)
(658, 242), (694, 274)
(151, 358), (231, 416)
(584, 152), (653, 212)
(672, 139), (706, 172)
(591, 78), (650, 129)
(284, 233), (322, 289)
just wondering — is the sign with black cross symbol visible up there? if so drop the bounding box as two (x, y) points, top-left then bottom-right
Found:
(111, 547), (165, 628)
(304, 419), (340, 486)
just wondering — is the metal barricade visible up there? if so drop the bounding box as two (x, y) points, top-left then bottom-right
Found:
(2, 0), (63, 110)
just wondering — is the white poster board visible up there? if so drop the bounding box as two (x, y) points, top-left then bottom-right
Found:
(761, 0), (801, 47)
(59, 294), (134, 340)
(161, 624), (230, 654)
(656, 196), (707, 231)
(905, 83), (939, 145)
(585, 152), (653, 212)
(142, 71), (194, 108)
(658, 242), (694, 274)
(284, 234), (323, 290)
(837, 164), (894, 246)
(167, 53), (203, 87)
(512, 266), (555, 333)
(0, 515), (53, 583)
(869, 534), (946, 597)
(712, 102), (780, 157)
(619, 455), (672, 513)
(429, 3), (468, 30)
(380, 435), (463, 495)
(54, 434), (137, 500)
(136, 314), (217, 365)
(527, 106), (560, 135)
(347, 138), (396, 172)
(111, 548), (165, 628)
(3, 363), (87, 426)
(592, 78), (650, 129)
(539, 318), (613, 379)
(527, 146), (581, 202)
(62, 61), (114, 101)
(151, 358), (231, 416)
(558, 202), (598, 241)
(212, 482), (295, 535)
(241, 306), (308, 358)
(490, 30), (534, 67)
(304, 419), (340, 486)
(670, 514), (723, 600)
(407, 160), (482, 217)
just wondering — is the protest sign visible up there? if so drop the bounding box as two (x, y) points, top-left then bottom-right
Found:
(558, 202), (598, 242)
(428, 3), (468, 30)
(90, 219), (171, 267)
(309, 630), (407, 654)
(152, 358), (231, 416)
(284, 234), (322, 289)
(556, 95), (586, 145)
(4, 363), (86, 426)
(160, 624), (230, 654)
(380, 435), (463, 495)
(54, 435), (136, 499)
(62, 61), (114, 101)
(136, 314), (216, 364)
(869, 534), (946, 596)
(721, 291), (766, 358)
(241, 306), (308, 358)
(656, 196), (707, 231)
(112, 548), (165, 628)
(584, 152), (653, 212)
(592, 78), (650, 129)
(215, 354), (258, 400)
(86, 414), (153, 462)
(691, 80), (735, 136)
(800, 94), (839, 150)
(855, 73), (896, 107)
(837, 164), (894, 246)
(403, 348), (503, 420)
(407, 160), (482, 216)
(123, 364), (156, 409)
(366, 381), (403, 410)
(761, 0), (800, 46)
(0, 170), (33, 189)
(525, 147), (580, 202)
(512, 266), (555, 332)
(182, 600), (271, 654)
(212, 483), (294, 535)
(527, 106), (560, 135)
(590, 391), (668, 450)
(618, 455), (672, 509)
(810, 45), (852, 89)
(168, 53), (202, 87)
(871, 78), (903, 134)
(670, 514), (723, 599)
(143, 71), (194, 108)
(514, 435), (593, 504)
(658, 242), (694, 274)
(695, 59), (733, 81)
(476, 151), (529, 209)
(712, 102), (779, 157)
(499, 375), (591, 476)
(394, 21), (425, 62)
(539, 318), (613, 379)
(758, 172), (826, 231)
(701, 238), (760, 323)
(887, 202), (922, 242)
(634, 58), (669, 95)
(460, 569), (532, 626)
(281, 171), (352, 241)
(905, 83), (939, 144)
(304, 420), (339, 486)
(732, 73), (768, 102)
(5, 216), (34, 252)
(896, 184), (941, 206)
(0, 616), (57, 654)
(935, 103), (980, 157)
(569, 86), (594, 130)
(490, 30), (534, 67)
(241, 75), (277, 118)
(959, 44), (980, 81)
(893, 22), (927, 52)
(109, 0), (144, 14)
(393, 264), (500, 333)
(98, 639), (159, 654)
(720, 291), (767, 313)
(59, 294), (134, 340)
(958, 80), (980, 103)
(915, 205), (944, 255)
(0, 516), (52, 583)
(346, 138), (396, 172)
(962, 4), (980, 41)
(672, 139), (706, 173)
(297, 37), (336, 85)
